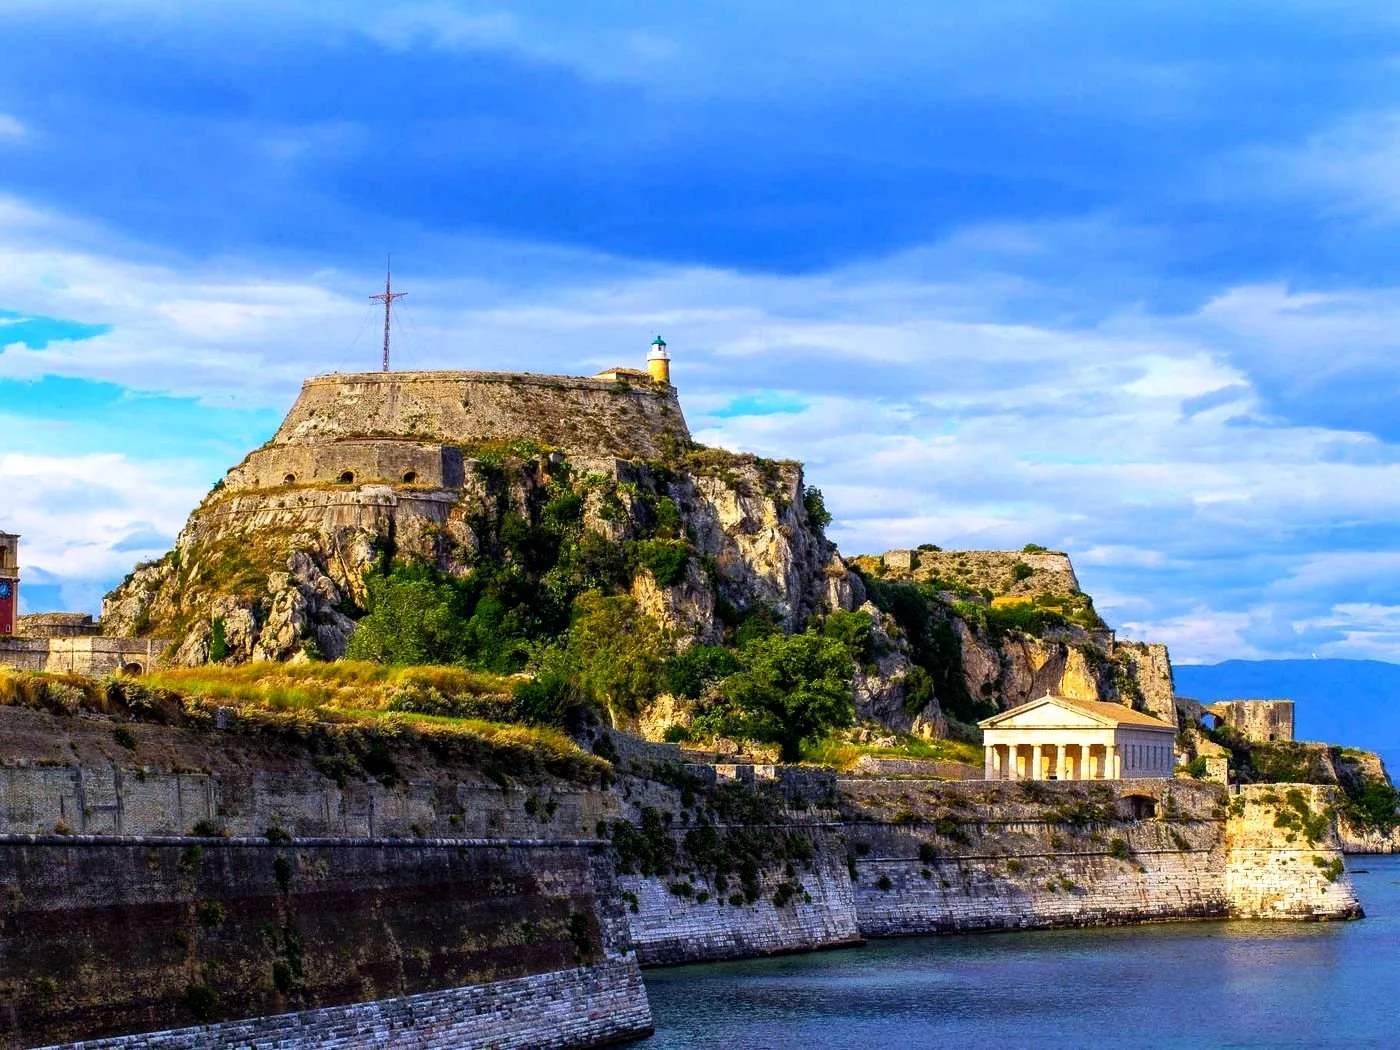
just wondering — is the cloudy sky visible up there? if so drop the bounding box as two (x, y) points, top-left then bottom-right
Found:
(4, 1), (1400, 663)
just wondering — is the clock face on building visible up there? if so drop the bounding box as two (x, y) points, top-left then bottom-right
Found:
(0, 581), (11, 599)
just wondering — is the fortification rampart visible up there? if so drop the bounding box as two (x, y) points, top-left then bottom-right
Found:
(264, 370), (691, 462)
(16, 614), (99, 639)
(879, 549), (1081, 595)
(0, 636), (167, 676)
(226, 439), (465, 492)
(1, 835), (651, 1049)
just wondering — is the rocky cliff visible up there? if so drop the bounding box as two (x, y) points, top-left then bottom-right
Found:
(102, 371), (855, 675)
(103, 366), (1182, 747)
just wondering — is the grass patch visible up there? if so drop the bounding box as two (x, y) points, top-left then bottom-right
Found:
(801, 732), (981, 772)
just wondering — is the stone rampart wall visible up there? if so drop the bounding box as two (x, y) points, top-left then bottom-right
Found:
(1223, 784), (1362, 919)
(0, 637), (167, 676)
(16, 615), (98, 640)
(226, 440), (462, 492)
(0, 707), (618, 842)
(269, 371), (690, 462)
(838, 777), (1360, 935)
(0, 836), (651, 1049)
(1206, 700), (1294, 743)
(46, 959), (651, 1050)
(622, 829), (862, 965)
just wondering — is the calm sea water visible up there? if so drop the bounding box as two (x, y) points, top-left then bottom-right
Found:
(628, 855), (1400, 1049)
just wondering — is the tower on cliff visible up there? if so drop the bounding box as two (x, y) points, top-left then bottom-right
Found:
(0, 534), (18, 636)
(647, 335), (671, 385)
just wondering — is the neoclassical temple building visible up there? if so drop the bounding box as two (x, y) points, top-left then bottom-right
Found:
(979, 694), (1178, 781)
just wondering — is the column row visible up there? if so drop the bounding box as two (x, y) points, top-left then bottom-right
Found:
(983, 742), (1121, 781)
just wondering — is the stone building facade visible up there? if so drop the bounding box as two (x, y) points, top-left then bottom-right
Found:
(979, 694), (1179, 781)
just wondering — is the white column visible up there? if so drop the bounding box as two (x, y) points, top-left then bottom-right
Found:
(1007, 745), (1020, 780)
(1083, 744), (1096, 780)
(1106, 744), (1119, 780)
(1031, 744), (1043, 781)
(1055, 746), (1067, 781)
(985, 746), (996, 780)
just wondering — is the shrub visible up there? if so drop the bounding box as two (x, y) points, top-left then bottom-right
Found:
(185, 983), (218, 1022)
(1011, 562), (1034, 583)
(663, 645), (740, 700)
(822, 610), (876, 663)
(876, 874), (893, 892)
(631, 539), (691, 586)
(1107, 837), (1132, 861)
(803, 488), (832, 530)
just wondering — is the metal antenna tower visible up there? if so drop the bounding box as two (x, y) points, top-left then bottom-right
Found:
(369, 255), (407, 372)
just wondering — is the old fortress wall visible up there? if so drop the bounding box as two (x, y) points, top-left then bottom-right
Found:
(223, 370), (692, 494)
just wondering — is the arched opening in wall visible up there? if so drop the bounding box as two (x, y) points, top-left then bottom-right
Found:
(121, 662), (144, 676)
(338, 471), (355, 484)
(283, 473), (297, 485)
(1117, 794), (1159, 821)
(1268, 733), (1276, 741)
(402, 471), (417, 483)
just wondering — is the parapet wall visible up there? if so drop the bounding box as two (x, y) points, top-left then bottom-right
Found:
(16, 614), (99, 639)
(266, 370), (691, 462)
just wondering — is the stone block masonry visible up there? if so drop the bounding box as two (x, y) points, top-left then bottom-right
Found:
(621, 829), (863, 965)
(0, 836), (651, 1049)
(43, 959), (649, 1050)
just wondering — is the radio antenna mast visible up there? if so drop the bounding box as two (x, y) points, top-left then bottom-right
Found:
(369, 255), (407, 372)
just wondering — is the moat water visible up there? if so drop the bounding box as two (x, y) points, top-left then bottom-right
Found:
(628, 854), (1400, 1049)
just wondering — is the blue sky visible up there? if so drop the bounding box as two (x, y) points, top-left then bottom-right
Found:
(6, 1), (1400, 662)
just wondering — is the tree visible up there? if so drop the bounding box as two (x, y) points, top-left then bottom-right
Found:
(567, 592), (666, 724)
(714, 631), (855, 762)
(346, 564), (471, 665)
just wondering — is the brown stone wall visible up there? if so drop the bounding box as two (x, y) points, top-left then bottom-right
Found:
(0, 836), (649, 1049)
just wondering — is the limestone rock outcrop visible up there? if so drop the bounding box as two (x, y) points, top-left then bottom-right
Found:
(102, 370), (855, 667)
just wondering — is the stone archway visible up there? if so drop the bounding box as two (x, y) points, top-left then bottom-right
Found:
(1117, 793), (1158, 820)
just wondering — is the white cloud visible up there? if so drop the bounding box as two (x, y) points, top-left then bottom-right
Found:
(0, 115), (23, 140)
(0, 452), (205, 614)
(8, 195), (1400, 658)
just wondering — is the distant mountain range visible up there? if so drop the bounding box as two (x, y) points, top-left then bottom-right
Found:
(1174, 659), (1400, 774)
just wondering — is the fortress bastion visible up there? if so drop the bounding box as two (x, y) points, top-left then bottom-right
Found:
(224, 368), (691, 491)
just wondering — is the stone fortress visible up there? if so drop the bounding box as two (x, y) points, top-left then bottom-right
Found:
(223, 336), (682, 492)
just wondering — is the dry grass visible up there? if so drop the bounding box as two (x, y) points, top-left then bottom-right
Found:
(143, 661), (512, 713)
(0, 663), (605, 783)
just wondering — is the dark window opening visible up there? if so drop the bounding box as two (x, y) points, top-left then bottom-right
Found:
(121, 662), (144, 676)
(283, 473), (297, 485)
(339, 471), (355, 484)
(402, 471), (417, 483)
